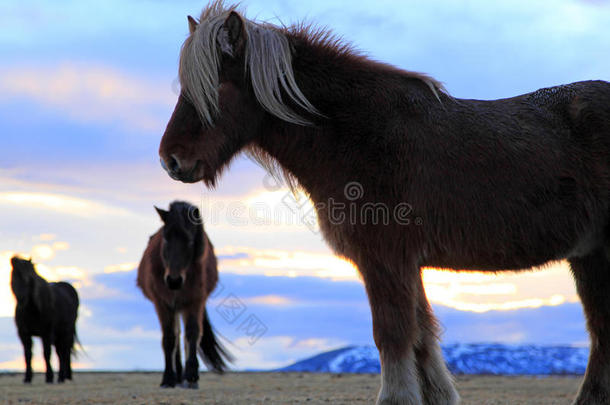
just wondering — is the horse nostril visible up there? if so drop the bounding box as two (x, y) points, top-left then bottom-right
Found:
(167, 155), (181, 173)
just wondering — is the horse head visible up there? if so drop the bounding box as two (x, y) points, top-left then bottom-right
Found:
(10, 256), (36, 306)
(159, 9), (264, 186)
(159, 3), (320, 186)
(155, 202), (205, 290)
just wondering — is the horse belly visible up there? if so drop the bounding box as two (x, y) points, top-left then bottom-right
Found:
(421, 201), (605, 271)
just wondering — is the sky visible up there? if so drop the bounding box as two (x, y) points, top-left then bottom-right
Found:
(1, 0), (609, 372)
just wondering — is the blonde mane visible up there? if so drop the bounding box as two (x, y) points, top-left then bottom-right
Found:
(179, 1), (321, 126)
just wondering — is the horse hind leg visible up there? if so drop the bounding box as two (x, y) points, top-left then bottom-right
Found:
(55, 333), (73, 383)
(66, 329), (75, 380)
(55, 341), (66, 383)
(414, 278), (459, 405)
(569, 248), (610, 405)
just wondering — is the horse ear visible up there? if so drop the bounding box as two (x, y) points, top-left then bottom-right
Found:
(218, 11), (245, 57)
(192, 207), (202, 224)
(187, 15), (198, 34)
(155, 206), (169, 223)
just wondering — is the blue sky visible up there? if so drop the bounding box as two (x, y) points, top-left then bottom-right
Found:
(1, 0), (609, 371)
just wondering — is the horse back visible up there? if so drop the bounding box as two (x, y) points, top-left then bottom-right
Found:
(50, 282), (79, 325)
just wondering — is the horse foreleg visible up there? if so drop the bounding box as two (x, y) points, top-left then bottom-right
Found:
(156, 304), (178, 388)
(175, 324), (183, 384)
(182, 309), (202, 389)
(19, 332), (33, 383)
(42, 334), (54, 383)
(414, 277), (459, 405)
(362, 258), (422, 405)
(570, 249), (610, 405)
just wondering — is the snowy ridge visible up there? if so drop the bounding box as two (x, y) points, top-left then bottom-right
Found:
(278, 344), (589, 375)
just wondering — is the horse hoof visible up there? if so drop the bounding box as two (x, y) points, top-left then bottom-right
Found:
(160, 384), (175, 389)
(182, 381), (198, 389)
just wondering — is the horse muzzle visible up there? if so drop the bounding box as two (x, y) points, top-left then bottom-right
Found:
(160, 155), (202, 183)
(165, 274), (184, 290)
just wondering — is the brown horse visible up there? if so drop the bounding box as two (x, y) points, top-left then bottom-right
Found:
(10, 256), (80, 384)
(158, 2), (610, 404)
(137, 201), (231, 388)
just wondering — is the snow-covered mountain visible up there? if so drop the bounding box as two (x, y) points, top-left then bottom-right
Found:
(278, 344), (589, 375)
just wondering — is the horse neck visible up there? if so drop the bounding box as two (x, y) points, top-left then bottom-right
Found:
(255, 35), (437, 199)
(35, 274), (53, 303)
(16, 276), (49, 312)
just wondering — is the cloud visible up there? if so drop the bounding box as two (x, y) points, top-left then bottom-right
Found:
(218, 246), (360, 281)
(30, 244), (55, 261)
(0, 63), (175, 132)
(216, 247), (580, 313)
(0, 191), (133, 218)
(0, 251), (18, 317)
(226, 336), (348, 370)
(243, 295), (294, 307)
(104, 262), (138, 274)
(36, 233), (57, 242)
(422, 262), (580, 313)
(27, 241), (69, 262)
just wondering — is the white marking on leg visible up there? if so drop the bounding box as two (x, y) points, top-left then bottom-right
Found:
(420, 343), (460, 405)
(377, 350), (422, 405)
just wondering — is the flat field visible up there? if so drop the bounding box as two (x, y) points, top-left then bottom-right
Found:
(0, 372), (583, 404)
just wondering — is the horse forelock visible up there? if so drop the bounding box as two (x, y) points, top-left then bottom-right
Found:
(163, 201), (206, 261)
(179, 1), (321, 127)
(179, 2), (229, 126)
(166, 201), (194, 229)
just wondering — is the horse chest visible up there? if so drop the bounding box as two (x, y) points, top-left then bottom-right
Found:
(160, 290), (195, 312)
(16, 305), (51, 336)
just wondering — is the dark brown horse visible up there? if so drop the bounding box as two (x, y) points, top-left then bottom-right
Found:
(137, 201), (230, 388)
(10, 256), (80, 384)
(159, 3), (610, 404)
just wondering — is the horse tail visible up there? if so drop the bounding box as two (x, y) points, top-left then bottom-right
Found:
(67, 283), (87, 359)
(198, 309), (232, 373)
(71, 330), (85, 358)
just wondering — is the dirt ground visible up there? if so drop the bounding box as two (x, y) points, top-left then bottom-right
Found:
(0, 372), (583, 405)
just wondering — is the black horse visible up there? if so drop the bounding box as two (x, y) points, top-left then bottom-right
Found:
(10, 256), (80, 383)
